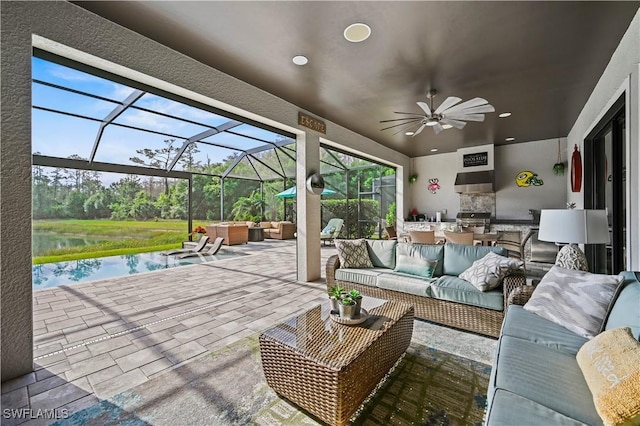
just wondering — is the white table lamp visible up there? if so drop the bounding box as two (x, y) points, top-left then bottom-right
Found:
(538, 209), (609, 271)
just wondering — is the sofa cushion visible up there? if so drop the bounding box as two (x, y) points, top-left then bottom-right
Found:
(486, 390), (592, 426)
(430, 275), (504, 311)
(377, 272), (435, 297)
(603, 271), (640, 339)
(501, 305), (588, 356)
(397, 242), (444, 276)
(459, 251), (523, 292)
(366, 239), (397, 269)
(335, 268), (386, 287)
(492, 335), (601, 425)
(524, 265), (623, 339)
(394, 243), (438, 278)
(322, 224), (336, 234)
(335, 239), (374, 269)
(576, 327), (640, 426)
(442, 244), (506, 276)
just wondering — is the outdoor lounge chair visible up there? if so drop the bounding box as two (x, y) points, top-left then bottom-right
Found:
(321, 218), (344, 246)
(161, 235), (209, 256)
(178, 237), (225, 259)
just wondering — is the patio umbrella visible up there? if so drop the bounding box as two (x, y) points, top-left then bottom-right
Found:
(275, 186), (336, 198)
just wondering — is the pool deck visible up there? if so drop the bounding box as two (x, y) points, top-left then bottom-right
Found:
(2, 240), (336, 425)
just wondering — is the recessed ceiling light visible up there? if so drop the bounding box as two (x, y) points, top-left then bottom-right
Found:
(344, 23), (371, 43)
(430, 148), (438, 152)
(441, 124), (453, 130)
(405, 131), (414, 136)
(292, 55), (308, 66)
(505, 137), (516, 142)
(499, 112), (512, 118)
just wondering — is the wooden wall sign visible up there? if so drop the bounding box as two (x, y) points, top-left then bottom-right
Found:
(298, 112), (326, 134)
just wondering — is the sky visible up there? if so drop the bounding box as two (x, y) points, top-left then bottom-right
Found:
(32, 57), (293, 184)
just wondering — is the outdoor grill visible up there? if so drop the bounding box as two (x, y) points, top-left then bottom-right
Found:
(456, 212), (491, 229)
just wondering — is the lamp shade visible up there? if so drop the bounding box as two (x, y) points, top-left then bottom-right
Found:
(538, 209), (609, 244)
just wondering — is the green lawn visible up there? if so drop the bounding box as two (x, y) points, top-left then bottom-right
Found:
(32, 219), (211, 264)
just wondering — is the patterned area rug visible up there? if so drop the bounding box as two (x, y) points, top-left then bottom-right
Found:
(54, 334), (490, 426)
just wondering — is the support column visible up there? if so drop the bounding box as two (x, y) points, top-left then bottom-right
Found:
(296, 133), (321, 282)
(1, 3), (34, 380)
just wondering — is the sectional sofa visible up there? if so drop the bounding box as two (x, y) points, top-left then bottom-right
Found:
(326, 240), (526, 337)
(485, 270), (640, 425)
(259, 221), (296, 240)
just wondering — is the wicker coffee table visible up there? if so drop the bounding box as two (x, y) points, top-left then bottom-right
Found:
(259, 298), (414, 426)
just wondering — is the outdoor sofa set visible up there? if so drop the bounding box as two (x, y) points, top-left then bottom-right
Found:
(205, 221), (295, 245)
(486, 268), (640, 426)
(326, 238), (640, 426)
(326, 239), (526, 338)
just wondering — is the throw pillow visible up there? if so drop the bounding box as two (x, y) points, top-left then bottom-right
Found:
(321, 224), (335, 234)
(523, 265), (623, 339)
(576, 327), (640, 426)
(394, 243), (438, 278)
(459, 251), (523, 292)
(334, 239), (373, 269)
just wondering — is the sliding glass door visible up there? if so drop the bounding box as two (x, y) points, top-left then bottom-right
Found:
(584, 95), (625, 274)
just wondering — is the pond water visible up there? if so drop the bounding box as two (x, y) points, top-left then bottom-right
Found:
(32, 233), (111, 257)
(32, 250), (245, 289)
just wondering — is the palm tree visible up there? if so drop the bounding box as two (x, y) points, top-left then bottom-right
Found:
(231, 190), (265, 221)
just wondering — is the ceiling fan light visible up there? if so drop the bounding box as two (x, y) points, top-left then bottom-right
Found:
(426, 118), (438, 126)
(441, 124), (453, 129)
(405, 131), (414, 136)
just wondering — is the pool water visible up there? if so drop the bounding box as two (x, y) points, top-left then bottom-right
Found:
(32, 250), (245, 289)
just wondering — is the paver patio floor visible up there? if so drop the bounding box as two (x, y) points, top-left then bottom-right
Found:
(2, 240), (336, 425)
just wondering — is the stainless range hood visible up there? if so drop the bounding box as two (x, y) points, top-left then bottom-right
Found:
(454, 170), (495, 193)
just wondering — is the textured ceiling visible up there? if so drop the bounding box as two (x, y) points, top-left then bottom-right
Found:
(74, 1), (639, 157)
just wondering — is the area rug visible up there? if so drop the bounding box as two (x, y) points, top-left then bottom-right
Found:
(53, 334), (491, 426)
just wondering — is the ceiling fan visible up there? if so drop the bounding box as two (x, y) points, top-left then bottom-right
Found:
(380, 89), (495, 136)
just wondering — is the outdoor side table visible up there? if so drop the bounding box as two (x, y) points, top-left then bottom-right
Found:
(248, 227), (264, 242)
(259, 298), (414, 426)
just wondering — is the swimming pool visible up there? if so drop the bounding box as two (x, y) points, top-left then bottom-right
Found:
(32, 250), (245, 289)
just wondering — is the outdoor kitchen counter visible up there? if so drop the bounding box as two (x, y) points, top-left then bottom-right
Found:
(403, 221), (536, 257)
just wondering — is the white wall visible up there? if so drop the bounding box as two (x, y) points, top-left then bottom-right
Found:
(409, 152), (459, 221)
(495, 138), (568, 219)
(567, 8), (640, 270)
(410, 139), (568, 220)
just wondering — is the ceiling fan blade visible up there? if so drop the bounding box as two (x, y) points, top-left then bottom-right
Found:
(417, 101), (432, 116)
(434, 96), (462, 114)
(380, 117), (425, 123)
(445, 104), (495, 115)
(433, 123), (444, 135)
(442, 97), (489, 114)
(392, 120), (423, 136)
(413, 123), (427, 136)
(444, 113), (486, 122)
(380, 119), (422, 131)
(393, 111), (425, 116)
(440, 118), (467, 129)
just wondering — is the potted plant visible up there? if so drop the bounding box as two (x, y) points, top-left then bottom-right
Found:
(190, 225), (207, 241)
(328, 285), (345, 311)
(553, 139), (566, 176)
(348, 289), (363, 316)
(338, 296), (357, 320)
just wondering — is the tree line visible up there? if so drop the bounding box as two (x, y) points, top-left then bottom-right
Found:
(32, 139), (395, 226)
